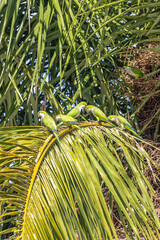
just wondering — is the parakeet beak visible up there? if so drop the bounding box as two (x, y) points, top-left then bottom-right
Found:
(38, 112), (41, 117)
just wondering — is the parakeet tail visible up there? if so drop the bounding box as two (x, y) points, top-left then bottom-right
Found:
(47, 128), (61, 144)
(52, 129), (59, 134)
(134, 132), (143, 140)
(54, 133), (61, 145)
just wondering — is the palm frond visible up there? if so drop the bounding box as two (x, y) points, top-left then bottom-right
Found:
(0, 124), (159, 239)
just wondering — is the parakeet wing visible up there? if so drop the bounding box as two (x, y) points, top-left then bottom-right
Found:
(43, 115), (57, 132)
(93, 107), (108, 120)
(61, 115), (79, 125)
(123, 122), (136, 132)
(130, 66), (144, 75)
(117, 116), (132, 127)
(67, 107), (80, 118)
(123, 123), (142, 139)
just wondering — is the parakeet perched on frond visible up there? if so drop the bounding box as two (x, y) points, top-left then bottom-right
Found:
(38, 111), (58, 133)
(56, 114), (85, 133)
(67, 102), (87, 118)
(123, 66), (144, 79)
(108, 115), (142, 139)
(38, 111), (60, 144)
(85, 105), (113, 125)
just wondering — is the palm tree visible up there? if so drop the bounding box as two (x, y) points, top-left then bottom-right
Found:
(0, 124), (159, 239)
(0, 0), (160, 239)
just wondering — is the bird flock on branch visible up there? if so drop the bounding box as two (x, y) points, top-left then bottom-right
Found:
(38, 101), (142, 143)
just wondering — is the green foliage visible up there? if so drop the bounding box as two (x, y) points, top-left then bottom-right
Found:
(0, 125), (159, 239)
(0, 0), (160, 126)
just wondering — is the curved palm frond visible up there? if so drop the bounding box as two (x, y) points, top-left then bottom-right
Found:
(0, 124), (159, 239)
(1, 1), (160, 125)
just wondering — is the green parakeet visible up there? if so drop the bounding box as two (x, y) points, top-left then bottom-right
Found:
(38, 111), (60, 144)
(85, 105), (113, 125)
(108, 115), (142, 139)
(56, 114), (85, 133)
(123, 66), (144, 79)
(67, 102), (87, 118)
